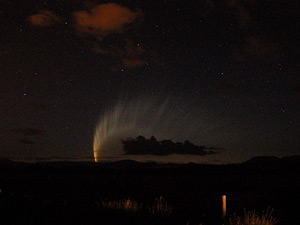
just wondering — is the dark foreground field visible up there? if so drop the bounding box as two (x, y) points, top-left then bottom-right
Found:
(0, 156), (300, 225)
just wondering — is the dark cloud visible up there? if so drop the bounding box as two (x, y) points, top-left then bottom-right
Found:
(19, 139), (35, 145)
(123, 58), (147, 69)
(226, 0), (254, 27)
(234, 37), (279, 61)
(21, 99), (50, 111)
(11, 128), (45, 136)
(205, 0), (215, 8)
(73, 3), (142, 40)
(227, 0), (255, 7)
(232, 49), (247, 62)
(291, 86), (300, 95)
(28, 10), (61, 27)
(10, 94), (50, 111)
(216, 83), (235, 91)
(122, 136), (217, 156)
(245, 37), (279, 58)
(237, 6), (251, 26)
(92, 39), (148, 70)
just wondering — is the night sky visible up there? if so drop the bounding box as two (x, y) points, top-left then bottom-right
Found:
(1, 0), (299, 163)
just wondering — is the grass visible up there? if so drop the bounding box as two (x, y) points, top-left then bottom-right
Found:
(101, 196), (172, 216)
(148, 196), (173, 216)
(101, 198), (141, 213)
(100, 198), (279, 225)
(229, 208), (278, 225)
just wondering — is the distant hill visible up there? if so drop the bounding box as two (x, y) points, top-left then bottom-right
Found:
(0, 158), (12, 164)
(107, 159), (160, 168)
(243, 156), (281, 165)
(243, 155), (300, 168)
(281, 155), (300, 164)
(0, 155), (299, 169)
(0, 158), (29, 168)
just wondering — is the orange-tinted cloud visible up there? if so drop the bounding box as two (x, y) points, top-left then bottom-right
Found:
(120, 40), (147, 69)
(93, 40), (148, 69)
(245, 37), (279, 58)
(123, 58), (146, 69)
(73, 3), (141, 39)
(237, 6), (251, 26)
(227, 0), (253, 27)
(73, 4), (148, 69)
(28, 10), (61, 27)
(124, 40), (145, 57)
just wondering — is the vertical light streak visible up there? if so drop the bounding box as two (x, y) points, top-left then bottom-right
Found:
(222, 195), (226, 218)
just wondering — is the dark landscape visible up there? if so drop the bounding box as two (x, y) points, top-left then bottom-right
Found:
(1, 156), (300, 225)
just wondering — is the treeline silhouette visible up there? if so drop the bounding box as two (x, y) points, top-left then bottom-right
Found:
(122, 136), (217, 156)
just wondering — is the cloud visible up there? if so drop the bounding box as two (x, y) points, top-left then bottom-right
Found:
(245, 37), (279, 58)
(227, 0), (255, 7)
(73, 4), (152, 69)
(216, 83), (234, 91)
(227, 0), (253, 27)
(121, 40), (147, 69)
(234, 37), (279, 61)
(291, 86), (300, 95)
(73, 3), (141, 39)
(124, 40), (145, 57)
(205, 0), (215, 8)
(123, 58), (146, 69)
(19, 139), (35, 145)
(11, 128), (45, 136)
(237, 6), (251, 26)
(12, 94), (50, 111)
(21, 98), (49, 111)
(232, 50), (247, 62)
(93, 39), (148, 70)
(122, 136), (217, 156)
(28, 10), (61, 27)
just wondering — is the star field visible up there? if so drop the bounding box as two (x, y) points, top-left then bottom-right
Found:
(0, 0), (299, 163)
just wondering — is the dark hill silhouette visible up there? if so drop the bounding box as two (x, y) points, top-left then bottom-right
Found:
(281, 155), (300, 164)
(243, 156), (281, 166)
(0, 158), (28, 168)
(0, 155), (300, 225)
(107, 160), (160, 169)
(1, 155), (299, 170)
(0, 158), (12, 164)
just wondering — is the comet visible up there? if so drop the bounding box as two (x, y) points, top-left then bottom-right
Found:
(93, 98), (168, 162)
